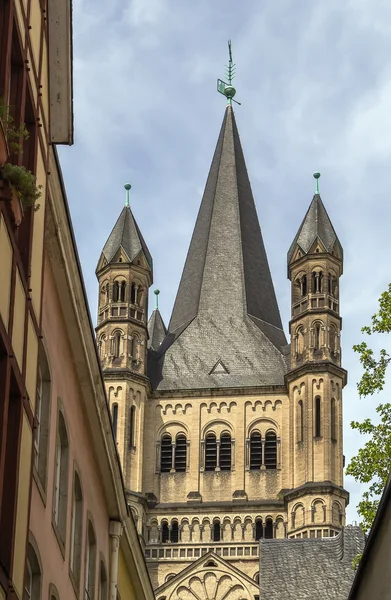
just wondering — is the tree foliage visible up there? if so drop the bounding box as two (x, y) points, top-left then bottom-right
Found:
(346, 284), (391, 532)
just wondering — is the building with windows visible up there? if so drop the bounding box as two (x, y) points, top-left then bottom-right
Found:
(96, 103), (349, 598)
(0, 2), (155, 600)
(0, 0), (72, 597)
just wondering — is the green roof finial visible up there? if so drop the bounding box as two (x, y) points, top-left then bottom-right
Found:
(154, 289), (160, 309)
(217, 40), (241, 106)
(313, 172), (321, 194)
(124, 183), (131, 207)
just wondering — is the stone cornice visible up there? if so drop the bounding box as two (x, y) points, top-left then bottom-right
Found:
(285, 362), (347, 387)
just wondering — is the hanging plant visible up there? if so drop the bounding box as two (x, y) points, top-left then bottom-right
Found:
(2, 163), (41, 212)
(0, 97), (29, 155)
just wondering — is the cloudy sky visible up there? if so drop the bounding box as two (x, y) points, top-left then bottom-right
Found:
(58, 0), (391, 523)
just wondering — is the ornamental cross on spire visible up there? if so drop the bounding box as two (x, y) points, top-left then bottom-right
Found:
(217, 40), (241, 106)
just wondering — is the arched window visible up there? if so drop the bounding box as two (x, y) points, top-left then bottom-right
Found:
(330, 325), (338, 354)
(113, 332), (121, 358)
(264, 432), (277, 469)
(160, 434), (172, 472)
(312, 271), (323, 293)
(34, 347), (51, 490)
(205, 433), (217, 471)
(174, 434), (187, 472)
(130, 283), (137, 304)
(296, 327), (305, 355)
(301, 274), (307, 297)
(254, 573), (260, 584)
(212, 520), (221, 542)
(162, 522), (169, 543)
(113, 281), (119, 302)
(255, 519), (263, 541)
(112, 404), (118, 442)
(99, 561), (108, 600)
(129, 406), (136, 448)
(70, 471), (83, 588)
(314, 323), (321, 350)
(85, 521), (96, 600)
(99, 334), (106, 359)
(315, 396), (321, 437)
(250, 431), (262, 470)
(53, 409), (69, 543)
(171, 521), (179, 543)
(24, 542), (42, 600)
(130, 335), (135, 358)
(265, 518), (273, 539)
(219, 432), (232, 471)
(119, 281), (126, 302)
(331, 398), (336, 441)
(297, 400), (304, 443)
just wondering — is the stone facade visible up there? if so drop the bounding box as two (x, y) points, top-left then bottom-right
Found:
(96, 111), (349, 598)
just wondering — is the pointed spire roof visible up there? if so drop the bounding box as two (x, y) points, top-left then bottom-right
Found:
(150, 107), (287, 391)
(148, 309), (167, 351)
(98, 205), (152, 271)
(287, 194), (342, 265)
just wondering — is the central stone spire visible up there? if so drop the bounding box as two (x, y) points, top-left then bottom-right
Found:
(151, 106), (287, 390)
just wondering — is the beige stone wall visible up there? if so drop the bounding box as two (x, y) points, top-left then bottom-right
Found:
(142, 391), (290, 503)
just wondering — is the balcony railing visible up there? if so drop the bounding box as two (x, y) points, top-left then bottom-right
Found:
(145, 542), (259, 561)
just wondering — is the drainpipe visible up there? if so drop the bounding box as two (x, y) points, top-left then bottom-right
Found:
(109, 520), (123, 600)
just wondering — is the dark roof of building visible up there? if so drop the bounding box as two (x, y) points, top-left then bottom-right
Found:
(149, 106), (287, 390)
(260, 526), (365, 600)
(348, 473), (391, 598)
(99, 205), (152, 270)
(147, 309), (167, 351)
(287, 194), (342, 264)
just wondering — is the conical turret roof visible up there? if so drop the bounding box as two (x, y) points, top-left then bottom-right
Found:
(150, 106), (287, 391)
(287, 194), (342, 264)
(97, 206), (152, 271)
(148, 309), (167, 352)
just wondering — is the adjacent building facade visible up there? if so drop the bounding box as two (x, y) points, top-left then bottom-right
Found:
(0, 0), (72, 597)
(0, 2), (155, 600)
(97, 104), (349, 598)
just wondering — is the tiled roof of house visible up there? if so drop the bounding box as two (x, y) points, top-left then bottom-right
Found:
(260, 526), (365, 600)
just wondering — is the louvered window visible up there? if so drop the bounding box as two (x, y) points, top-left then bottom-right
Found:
(112, 404), (118, 442)
(250, 431), (262, 470)
(162, 522), (169, 543)
(205, 433), (217, 471)
(171, 522), (179, 543)
(315, 396), (321, 437)
(255, 519), (263, 540)
(265, 518), (274, 539)
(264, 432), (277, 469)
(160, 435), (172, 472)
(213, 521), (221, 542)
(174, 434), (187, 472)
(129, 406), (136, 448)
(219, 433), (232, 471)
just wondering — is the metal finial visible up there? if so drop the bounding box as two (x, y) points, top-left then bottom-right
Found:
(154, 289), (160, 309)
(217, 40), (241, 106)
(124, 183), (131, 207)
(313, 172), (321, 194)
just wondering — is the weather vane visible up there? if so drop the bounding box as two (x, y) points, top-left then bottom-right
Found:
(217, 40), (241, 106)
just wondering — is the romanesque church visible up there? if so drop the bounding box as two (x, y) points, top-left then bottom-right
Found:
(95, 104), (348, 600)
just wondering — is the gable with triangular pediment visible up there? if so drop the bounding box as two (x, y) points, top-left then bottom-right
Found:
(155, 551), (259, 600)
(308, 236), (327, 255)
(209, 359), (230, 375)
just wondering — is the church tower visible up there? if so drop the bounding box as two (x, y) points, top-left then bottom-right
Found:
(95, 184), (152, 498)
(96, 45), (349, 600)
(286, 173), (348, 537)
